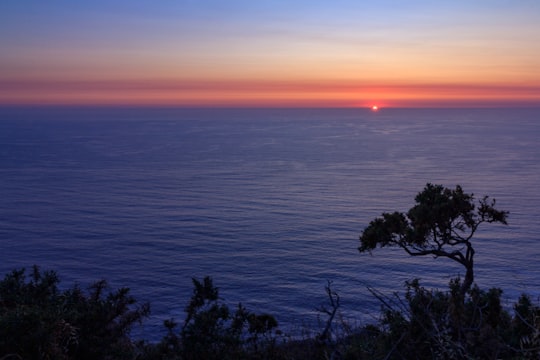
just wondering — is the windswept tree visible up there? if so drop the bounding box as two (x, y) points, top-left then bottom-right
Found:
(359, 183), (508, 297)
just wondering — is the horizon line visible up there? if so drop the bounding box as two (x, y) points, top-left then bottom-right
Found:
(1, 104), (540, 110)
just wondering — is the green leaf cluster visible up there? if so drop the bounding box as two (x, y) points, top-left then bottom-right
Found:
(0, 265), (149, 359)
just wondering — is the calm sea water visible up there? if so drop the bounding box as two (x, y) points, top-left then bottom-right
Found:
(1, 107), (539, 340)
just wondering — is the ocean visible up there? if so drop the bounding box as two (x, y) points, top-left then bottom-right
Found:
(1, 107), (539, 340)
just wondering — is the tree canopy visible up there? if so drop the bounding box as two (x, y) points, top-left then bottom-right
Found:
(359, 183), (508, 296)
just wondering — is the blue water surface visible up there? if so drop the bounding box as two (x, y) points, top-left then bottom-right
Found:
(1, 107), (539, 340)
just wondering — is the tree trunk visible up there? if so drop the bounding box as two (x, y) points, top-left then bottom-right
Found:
(460, 243), (475, 297)
(460, 262), (474, 296)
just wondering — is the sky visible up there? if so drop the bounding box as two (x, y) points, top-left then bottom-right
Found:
(1, 0), (540, 107)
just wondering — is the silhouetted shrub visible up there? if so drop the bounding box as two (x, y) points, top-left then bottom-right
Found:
(153, 276), (281, 360)
(0, 266), (149, 359)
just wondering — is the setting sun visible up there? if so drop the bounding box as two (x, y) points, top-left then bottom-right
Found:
(371, 105), (379, 111)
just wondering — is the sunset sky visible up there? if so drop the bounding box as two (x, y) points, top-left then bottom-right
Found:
(1, 1), (540, 107)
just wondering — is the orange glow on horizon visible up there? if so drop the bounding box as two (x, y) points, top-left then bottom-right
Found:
(1, 78), (539, 108)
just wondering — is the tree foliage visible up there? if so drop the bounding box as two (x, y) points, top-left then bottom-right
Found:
(0, 266), (149, 360)
(359, 183), (508, 296)
(151, 276), (280, 360)
(0, 265), (539, 359)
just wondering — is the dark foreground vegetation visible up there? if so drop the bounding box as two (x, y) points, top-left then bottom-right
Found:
(1, 184), (539, 359)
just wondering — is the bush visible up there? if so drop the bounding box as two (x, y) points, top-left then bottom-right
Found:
(1, 266), (539, 359)
(0, 266), (149, 359)
(151, 276), (281, 360)
(351, 278), (540, 360)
